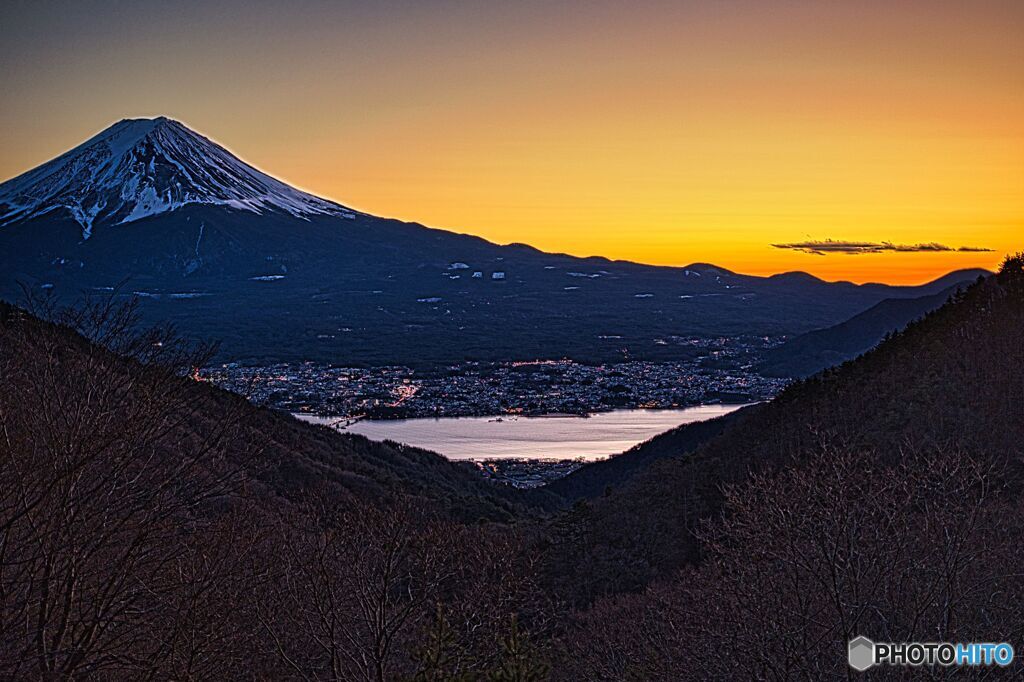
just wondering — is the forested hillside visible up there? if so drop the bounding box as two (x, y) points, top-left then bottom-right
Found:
(547, 255), (1024, 678)
(2, 255), (1022, 679)
(0, 297), (557, 679)
(546, 408), (745, 500)
(758, 280), (976, 377)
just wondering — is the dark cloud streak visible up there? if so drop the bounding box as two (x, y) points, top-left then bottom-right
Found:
(771, 239), (994, 256)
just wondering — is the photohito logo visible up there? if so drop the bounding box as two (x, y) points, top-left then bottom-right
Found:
(848, 636), (1014, 671)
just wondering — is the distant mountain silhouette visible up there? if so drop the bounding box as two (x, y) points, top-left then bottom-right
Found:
(546, 263), (1024, 603)
(0, 118), (992, 364)
(552, 256), (1024, 678)
(759, 272), (986, 377)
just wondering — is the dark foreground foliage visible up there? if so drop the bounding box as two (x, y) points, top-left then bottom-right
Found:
(545, 255), (1024, 678)
(0, 296), (556, 679)
(2, 254), (1023, 679)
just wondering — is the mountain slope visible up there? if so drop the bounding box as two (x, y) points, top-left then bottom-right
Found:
(0, 118), (991, 365)
(758, 277), (981, 377)
(546, 261), (1024, 602)
(0, 298), (562, 679)
(0, 117), (355, 236)
(545, 408), (746, 500)
(0, 299), (552, 520)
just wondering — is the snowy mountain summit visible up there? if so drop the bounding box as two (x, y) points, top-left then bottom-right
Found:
(0, 117), (357, 238)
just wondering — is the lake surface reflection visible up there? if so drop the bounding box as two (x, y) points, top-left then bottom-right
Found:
(295, 404), (745, 461)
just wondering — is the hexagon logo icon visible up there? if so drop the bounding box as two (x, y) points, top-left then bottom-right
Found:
(848, 636), (875, 671)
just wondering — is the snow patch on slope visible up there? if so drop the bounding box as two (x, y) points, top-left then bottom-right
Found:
(0, 117), (360, 238)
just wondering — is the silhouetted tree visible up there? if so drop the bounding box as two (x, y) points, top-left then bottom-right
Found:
(0, 295), (246, 678)
(563, 447), (1024, 679)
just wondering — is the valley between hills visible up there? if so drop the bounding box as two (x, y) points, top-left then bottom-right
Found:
(2, 115), (1021, 679)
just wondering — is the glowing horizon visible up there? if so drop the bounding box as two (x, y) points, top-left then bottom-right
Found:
(1, 1), (1020, 285)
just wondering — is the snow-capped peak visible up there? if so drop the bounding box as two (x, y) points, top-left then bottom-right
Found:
(0, 117), (358, 238)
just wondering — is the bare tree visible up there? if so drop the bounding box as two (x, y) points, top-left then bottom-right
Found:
(253, 497), (460, 681)
(564, 446), (1024, 680)
(0, 295), (246, 678)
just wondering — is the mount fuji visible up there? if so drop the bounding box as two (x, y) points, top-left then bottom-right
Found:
(0, 118), (986, 365)
(0, 117), (357, 237)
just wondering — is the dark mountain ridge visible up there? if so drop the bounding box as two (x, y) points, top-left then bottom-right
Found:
(758, 277), (981, 377)
(0, 299), (552, 520)
(546, 258), (1024, 602)
(0, 117), (989, 364)
(0, 296), (561, 679)
(2, 225), (1020, 678)
(549, 255), (1024, 678)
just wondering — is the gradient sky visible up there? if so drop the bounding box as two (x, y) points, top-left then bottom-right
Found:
(1, 0), (1021, 284)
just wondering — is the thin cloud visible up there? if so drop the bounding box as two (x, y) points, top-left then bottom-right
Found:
(771, 239), (993, 256)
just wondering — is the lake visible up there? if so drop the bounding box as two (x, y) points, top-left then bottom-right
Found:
(295, 404), (746, 461)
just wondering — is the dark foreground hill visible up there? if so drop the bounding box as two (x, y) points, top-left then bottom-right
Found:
(546, 407), (747, 500)
(3, 256), (1023, 679)
(0, 297), (561, 679)
(546, 255), (1024, 678)
(548, 278), (983, 502)
(549, 259), (1024, 595)
(0, 299), (550, 521)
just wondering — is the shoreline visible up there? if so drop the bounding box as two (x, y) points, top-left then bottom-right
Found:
(292, 404), (752, 463)
(294, 400), (754, 425)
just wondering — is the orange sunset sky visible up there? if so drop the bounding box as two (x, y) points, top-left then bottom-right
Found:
(1, 0), (1021, 284)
